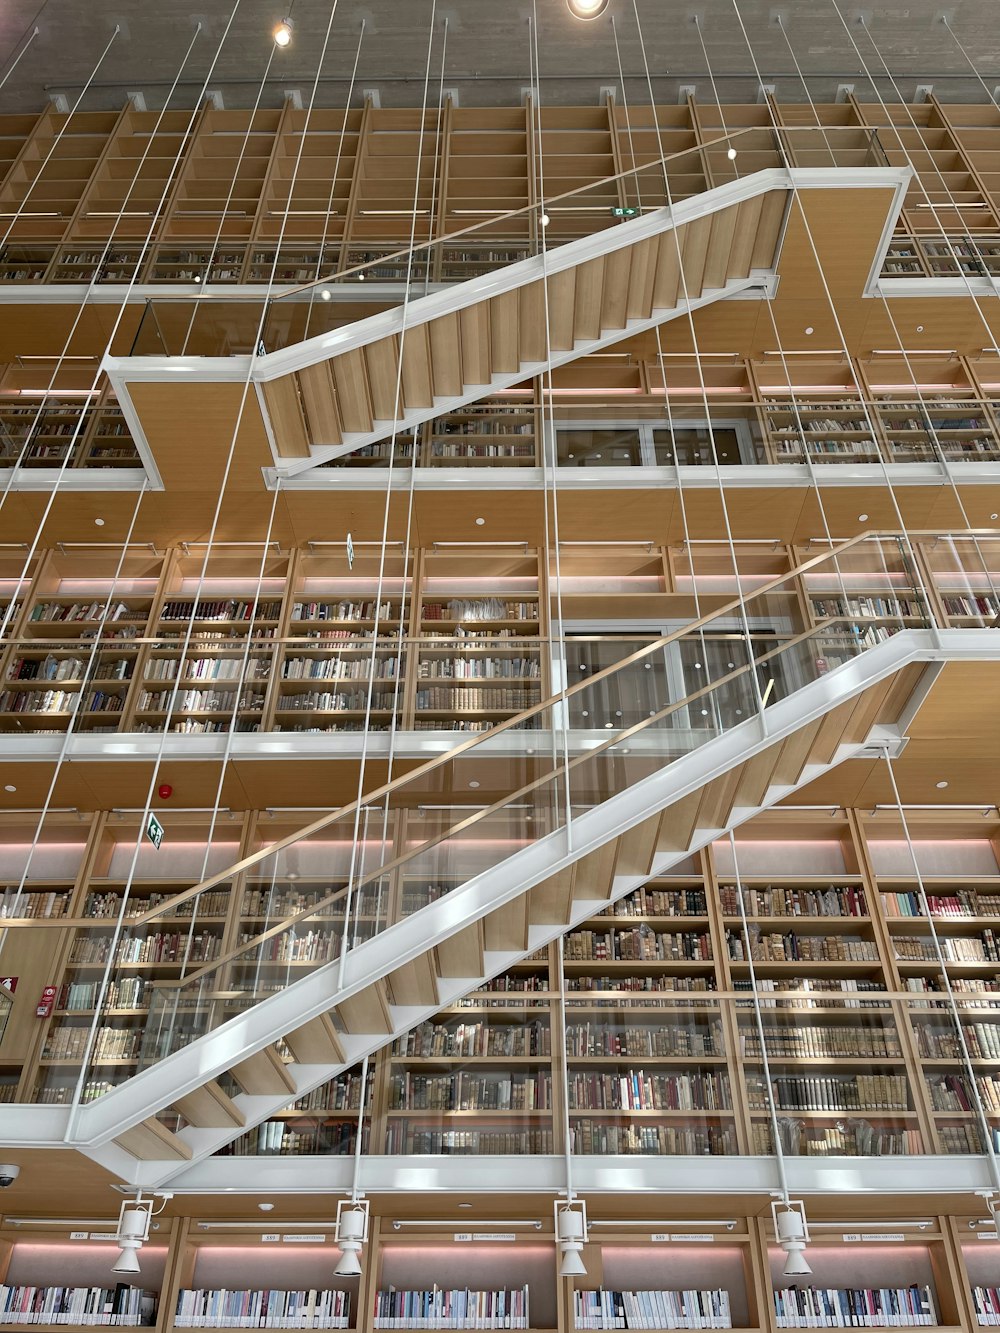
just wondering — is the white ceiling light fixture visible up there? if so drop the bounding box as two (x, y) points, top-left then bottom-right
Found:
(566, 0), (610, 18)
(273, 17), (293, 46)
(111, 1192), (172, 1276)
(333, 1198), (370, 1277)
(555, 1198), (589, 1276)
(772, 1198), (811, 1277)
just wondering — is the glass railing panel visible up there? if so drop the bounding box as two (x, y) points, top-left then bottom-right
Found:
(906, 994), (1000, 1155)
(923, 533), (1000, 628)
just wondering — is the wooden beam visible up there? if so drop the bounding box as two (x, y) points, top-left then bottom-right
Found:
(283, 1013), (346, 1066)
(114, 1117), (193, 1162)
(173, 1080), (246, 1130)
(230, 1045), (297, 1097)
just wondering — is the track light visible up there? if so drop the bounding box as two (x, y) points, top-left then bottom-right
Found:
(566, 0), (610, 18)
(273, 17), (293, 46)
(555, 1200), (588, 1278)
(111, 1192), (172, 1277)
(334, 1199), (369, 1278)
(772, 1199), (811, 1277)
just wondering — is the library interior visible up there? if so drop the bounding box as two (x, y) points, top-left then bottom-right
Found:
(4, 0), (1000, 1328)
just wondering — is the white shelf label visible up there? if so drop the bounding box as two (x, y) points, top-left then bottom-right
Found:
(261, 1234), (280, 1243)
(69, 1232), (88, 1241)
(453, 1234), (472, 1243)
(844, 1232), (905, 1242)
(673, 1234), (715, 1243)
(650, 1234), (671, 1243)
(282, 1234), (326, 1243)
(88, 1233), (118, 1242)
(475, 1233), (516, 1242)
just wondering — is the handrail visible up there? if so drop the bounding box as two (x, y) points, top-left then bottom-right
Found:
(152, 616), (861, 989)
(137, 124), (878, 307)
(124, 525), (927, 927)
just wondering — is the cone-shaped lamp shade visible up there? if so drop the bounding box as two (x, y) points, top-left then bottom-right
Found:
(112, 1247), (141, 1275)
(782, 1245), (812, 1277)
(334, 1246), (362, 1277)
(559, 1247), (587, 1277)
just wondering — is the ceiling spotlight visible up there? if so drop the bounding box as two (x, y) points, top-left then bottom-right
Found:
(258, 1203), (275, 1212)
(357, 272), (366, 282)
(555, 1200), (589, 1277)
(727, 148), (738, 160)
(475, 517), (485, 526)
(540, 213), (551, 228)
(991, 514), (998, 522)
(3, 785), (15, 793)
(273, 17), (293, 46)
(567, 0), (610, 17)
(772, 1199), (811, 1277)
(857, 513), (869, 522)
(334, 1200), (369, 1278)
(94, 517), (105, 527)
(468, 780), (480, 789)
(916, 324), (924, 332)
(320, 288), (332, 301)
(936, 780), (949, 789)
(111, 1192), (171, 1277)
(804, 326), (814, 335)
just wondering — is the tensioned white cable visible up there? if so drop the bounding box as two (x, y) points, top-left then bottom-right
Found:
(336, 0), (439, 992)
(726, 0), (942, 638)
(941, 16), (1000, 112)
(422, 19), (449, 299)
(177, 43), (279, 355)
(694, 15), (855, 631)
(0, 4), (246, 607)
(556, 934), (576, 1199)
(728, 830), (793, 1197)
(300, 20), (367, 343)
(0, 24), (40, 95)
(631, 0), (768, 727)
(0, 25), (121, 254)
(771, 7), (1000, 619)
(821, 5), (1000, 611)
(609, 19), (721, 727)
(64, 0), (348, 1137)
(0, 481), (148, 942)
(880, 748), (1000, 1189)
(528, 4), (574, 844)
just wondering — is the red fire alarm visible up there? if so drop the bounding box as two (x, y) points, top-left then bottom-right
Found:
(35, 986), (56, 1018)
(157, 784), (173, 801)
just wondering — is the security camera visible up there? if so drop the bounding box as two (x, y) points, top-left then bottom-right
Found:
(0, 1165), (20, 1188)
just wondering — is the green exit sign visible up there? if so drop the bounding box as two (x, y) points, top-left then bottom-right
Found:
(145, 812), (164, 851)
(611, 206), (639, 218)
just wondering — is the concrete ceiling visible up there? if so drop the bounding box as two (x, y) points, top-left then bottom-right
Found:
(1, 0), (1000, 114)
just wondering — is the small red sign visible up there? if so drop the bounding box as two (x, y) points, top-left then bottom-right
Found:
(0, 977), (17, 994)
(35, 985), (56, 1018)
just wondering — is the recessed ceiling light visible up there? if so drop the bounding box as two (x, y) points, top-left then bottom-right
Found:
(475, 517), (485, 526)
(3, 785), (15, 793)
(916, 325), (924, 332)
(858, 513), (869, 522)
(991, 513), (998, 521)
(320, 289), (331, 301)
(804, 326), (814, 335)
(458, 1203), (473, 1209)
(258, 1203), (275, 1212)
(94, 518), (105, 526)
(468, 780), (480, 789)
(567, 0), (610, 19)
(936, 780), (949, 789)
(273, 17), (293, 46)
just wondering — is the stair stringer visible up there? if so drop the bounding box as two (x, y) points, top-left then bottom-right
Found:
(36, 627), (991, 1184)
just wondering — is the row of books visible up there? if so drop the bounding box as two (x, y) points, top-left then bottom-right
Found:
(174, 1289), (350, 1328)
(810, 596), (921, 618)
(894, 932), (1000, 963)
(565, 930), (713, 962)
(0, 688), (76, 713)
(281, 656), (399, 680)
(55, 978), (148, 1012)
(276, 690), (397, 712)
(738, 1023), (901, 1059)
(566, 975), (716, 995)
(372, 1288), (528, 1330)
(733, 975), (885, 1005)
(0, 887), (70, 919)
(145, 657), (270, 681)
(610, 888), (708, 917)
(747, 1073), (909, 1112)
(392, 1020), (551, 1058)
(973, 1287), (1000, 1325)
(429, 442), (535, 458)
(569, 1120), (737, 1156)
(926, 1072), (1000, 1113)
(7, 654), (87, 681)
(218, 1120), (361, 1157)
(416, 657), (539, 679)
(387, 1071), (551, 1111)
(68, 931), (221, 965)
(914, 1021), (1000, 1059)
(159, 600), (282, 622)
(291, 601), (398, 622)
(882, 890), (1000, 918)
(136, 689), (266, 712)
(772, 1284), (935, 1327)
(84, 890), (231, 920)
(422, 599), (538, 623)
(754, 1120), (924, 1157)
(0, 1286), (156, 1326)
(564, 1022), (722, 1058)
(566, 1070), (731, 1112)
(942, 596), (999, 617)
(414, 687), (539, 710)
(42, 1024), (142, 1061)
(718, 885), (867, 919)
(231, 929), (335, 964)
(727, 932), (878, 963)
(382, 1125), (554, 1154)
(27, 601), (141, 624)
(573, 1289), (731, 1330)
